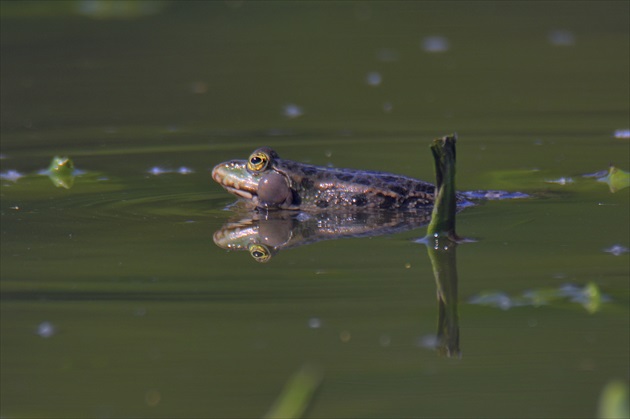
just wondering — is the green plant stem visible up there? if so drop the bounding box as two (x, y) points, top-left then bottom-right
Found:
(426, 134), (458, 240)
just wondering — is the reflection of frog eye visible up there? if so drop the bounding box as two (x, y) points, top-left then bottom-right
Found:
(247, 151), (270, 172)
(249, 244), (272, 263)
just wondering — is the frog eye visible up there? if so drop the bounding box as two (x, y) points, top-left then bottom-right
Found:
(247, 151), (270, 172)
(249, 244), (272, 263)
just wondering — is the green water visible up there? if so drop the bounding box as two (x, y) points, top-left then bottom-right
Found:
(1, 2), (629, 418)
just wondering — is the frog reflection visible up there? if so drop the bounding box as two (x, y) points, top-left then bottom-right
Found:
(213, 210), (461, 357)
(213, 209), (433, 262)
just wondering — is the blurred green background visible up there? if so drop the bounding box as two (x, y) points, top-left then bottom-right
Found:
(1, 1), (629, 418)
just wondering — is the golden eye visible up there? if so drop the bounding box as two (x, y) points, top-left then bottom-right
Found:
(247, 151), (270, 172)
(249, 244), (272, 263)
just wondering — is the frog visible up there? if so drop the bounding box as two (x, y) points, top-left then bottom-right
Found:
(212, 147), (473, 211)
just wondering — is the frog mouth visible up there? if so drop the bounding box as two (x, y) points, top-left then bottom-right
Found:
(212, 163), (259, 200)
(223, 185), (254, 200)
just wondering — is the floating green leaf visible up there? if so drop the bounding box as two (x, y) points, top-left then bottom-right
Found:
(598, 165), (630, 193)
(45, 156), (76, 189)
(583, 281), (603, 314)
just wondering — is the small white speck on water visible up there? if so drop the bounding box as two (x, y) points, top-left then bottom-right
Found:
(613, 129), (630, 139)
(308, 317), (322, 329)
(417, 334), (439, 349)
(147, 166), (168, 175)
(421, 36), (450, 52)
(36, 321), (56, 338)
(545, 177), (574, 185)
(282, 103), (303, 118)
(177, 166), (194, 175)
(603, 245), (629, 256)
(548, 30), (575, 46)
(0, 170), (23, 182)
(365, 71), (382, 86)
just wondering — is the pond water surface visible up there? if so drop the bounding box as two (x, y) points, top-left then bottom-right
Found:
(1, 2), (629, 418)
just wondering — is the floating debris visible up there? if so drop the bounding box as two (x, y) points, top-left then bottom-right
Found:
(382, 101), (393, 113)
(36, 321), (56, 338)
(147, 166), (194, 176)
(468, 292), (518, 310)
(307, 317), (321, 329)
(461, 190), (529, 200)
(416, 334), (440, 349)
(422, 36), (450, 52)
(147, 166), (169, 175)
(282, 103), (303, 119)
(0, 170), (24, 182)
(544, 177), (574, 185)
(613, 129), (630, 139)
(548, 30), (576, 46)
(582, 169), (609, 179)
(177, 166), (194, 175)
(365, 71), (382, 86)
(469, 283), (611, 313)
(603, 245), (629, 256)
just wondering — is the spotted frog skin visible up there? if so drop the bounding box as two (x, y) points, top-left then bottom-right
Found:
(213, 147), (470, 211)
